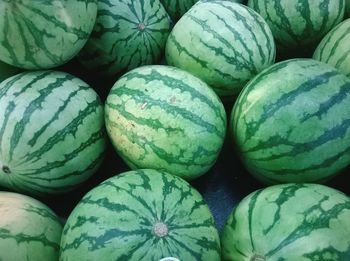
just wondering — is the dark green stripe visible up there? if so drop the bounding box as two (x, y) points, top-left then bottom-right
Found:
(28, 85), (91, 147)
(0, 228), (60, 250)
(242, 70), (340, 142)
(9, 73), (74, 161)
(22, 99), (101, 163)
(266, 197), (350, 257)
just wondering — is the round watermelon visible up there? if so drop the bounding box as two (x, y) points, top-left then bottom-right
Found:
(0, 191), (63, 261)
(78, 0), (171, 77)
(0, 71), (106, 195)
(221, 183), (350, 260)
(231, 58), (350, 184)
(0, 60), (19, 83)
(0, 0), (97, 69)
(313, 18), (350, 78)
(165, 0), (275, 96)
(60, 169), (221, 260)
(248, 0), (346, 54)
(105, 65), (227, 180)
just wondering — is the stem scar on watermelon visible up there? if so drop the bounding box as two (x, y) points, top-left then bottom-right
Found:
(153, 221), (169, 237)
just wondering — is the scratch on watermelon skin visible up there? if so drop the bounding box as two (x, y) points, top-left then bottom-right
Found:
(0, 191), (63, 261)
(313, 18), (350, 78)
(221, 183), (350, 261)
(105, 65), (227, 180)
(60, 169), (221, 261)
(165, 1), (275, 96)
(231, 58), (350, 184)
(78, 0), (171, 77)
(247, 0), (345, 51)
(0, 0), (97, 69)
(0, 70), (106, 195)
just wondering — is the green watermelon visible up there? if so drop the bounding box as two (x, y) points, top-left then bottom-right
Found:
(221, 183), (350, 260)
(313, 18), (350, 78)
(78, 0), (171, 77)
(346, 0), (350, 17)
(0, 191), (63, 261)
(160, 0), (244, 21)
(105, 65), (226, 180)
(0, 71), (106, 195)
(165, 1), (275, 96)
(60, 169), (221, 260)
(0, 60), (19, 83)
(0, 1), (97, 69)
(248, 0), (346, 54)
(231, 58), (350, 184)
(160, 0), (198, 21)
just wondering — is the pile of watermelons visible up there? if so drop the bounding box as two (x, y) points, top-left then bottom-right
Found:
(0, 0), (350, 260)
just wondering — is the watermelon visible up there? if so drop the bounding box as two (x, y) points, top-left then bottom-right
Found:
(78, 0), (171, 77)
(0, 60), (19, 83)
(0, 1), (97, 69)
(346, 0), (350, 17)
(0, 191), (63, 261)
(165, 1), (275, 96)
(160, 0), (199, 21)
(248, 0), (346, 54)
(221, 183), (350, 260)
(313, 18), (350, 78)
(105, 65), (226, 180)
(231, 58), (350, 184)
(0, 71), (106, 195)
(60, 169), (221, 260)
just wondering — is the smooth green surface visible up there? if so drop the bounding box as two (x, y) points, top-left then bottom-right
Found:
(0, 191), (63, 261)
(60, 169), (221, 261)
(78, 0), (171, 77)
(313, 18), (350, 78)
(0, 71), (106, 195)
(105, 65), (227, 180)
(248, 0), (345, 52)
(346, 0), (350, 17)
(0, 0), (97, 69)
(231, 58), (350, 183)
(0, 60), (19, 83)
(221, 183), (350, 260)
(165, 1), (275, 96)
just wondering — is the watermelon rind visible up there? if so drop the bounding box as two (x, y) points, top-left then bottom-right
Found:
(60, 169), (221, 261)
(0, 70), (106, 195)
(0, 191), (63, 261)
(221, 183), (350, 260)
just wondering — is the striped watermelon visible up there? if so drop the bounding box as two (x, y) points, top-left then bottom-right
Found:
(231, 58), (350, 184)
(0, 71), (106, 195)
(78, 0), (171, 77)
(160, 0), (199, 21)
(248, 0), (346, 53)
(160, 0), (244, 21)
(221, 183), (350, 260)
(0, 191), (63, 261)
(0, 1), (97, 69)
(105, 65), (226, 180)
(60, 169), (221, 261)
(165, 1), (275, 96)
(313, 18), (350, 78)
(0, 59), (19, 83)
